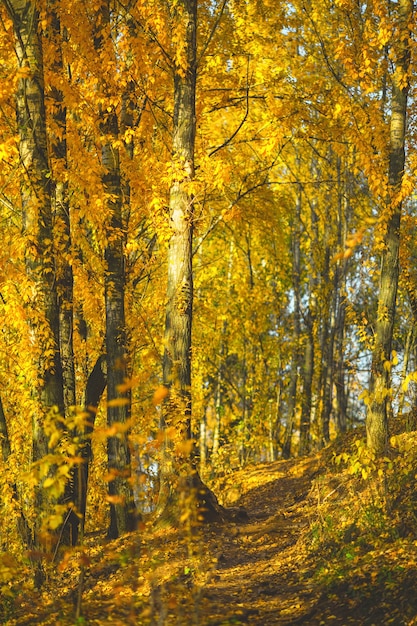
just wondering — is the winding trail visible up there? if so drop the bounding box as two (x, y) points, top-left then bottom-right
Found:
(200, 456), (323, 625)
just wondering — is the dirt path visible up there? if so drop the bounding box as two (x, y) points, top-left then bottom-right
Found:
(8, 448), (417, 625)
(200, 456), (323, 625)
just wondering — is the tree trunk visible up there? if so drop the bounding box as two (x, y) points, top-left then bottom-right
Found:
(0, 394), (32, 548)
(212, 239), (234, 460)
(67, 355), (107, 546)
(334, 299), (348, 433)
(89, 0), (137, 539)
(319, 243), (337, 447)
(157, 0), (223, 524)
(282, 182), (302, 458)
(333, 159), (350, 434)
(6, 0), (65, 585)
(47, 6), (79, 548)
(299, 315), (314, 456)
(48, 7), (76, 416)
(10, 0), (65, 435)
(366, 0), (412, 453)
(102, 105), (137, 539)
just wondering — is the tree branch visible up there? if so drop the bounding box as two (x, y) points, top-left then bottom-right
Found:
(208, 55), (251, 157)
(197, 0), (228, 67)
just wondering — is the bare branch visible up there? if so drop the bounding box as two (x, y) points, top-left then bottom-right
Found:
(209, 55), (251, 157)
(197, 0), (228, 67)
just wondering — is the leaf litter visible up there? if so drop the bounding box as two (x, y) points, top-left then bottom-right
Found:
(3, 435), (417, 625)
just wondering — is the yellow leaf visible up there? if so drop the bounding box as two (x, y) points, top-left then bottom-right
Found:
(43, 477), (55, 489)
(48, 431), (61, 449)
(16, 65), (32, 79)
(48, 514), (63, 530)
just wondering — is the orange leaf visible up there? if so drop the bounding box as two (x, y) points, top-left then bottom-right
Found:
(153, 385), (169, 405)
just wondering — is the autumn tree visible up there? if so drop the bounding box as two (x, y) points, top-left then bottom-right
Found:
(158, 0), (202, 517)
(366, 0), (413, 453)
(95, 0), (137, 539)
(155, 0), (229, 521)
(3, 0), (65, 581)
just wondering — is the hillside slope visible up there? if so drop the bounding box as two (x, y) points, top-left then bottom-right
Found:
(4, 432), (417, 625)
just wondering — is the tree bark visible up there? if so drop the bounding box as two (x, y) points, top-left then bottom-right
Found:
(104, 144), (137, 537)
(319, 244), (337, 447)
(68, 355), (107, 546)
(299, 315), (314, 456)
(212, 239), (234, 460)
(282, 182), (302, 459)
(5, 0), (65, 585)
(100, 64), (137, 543)
(333, 159), (350, 434)
(47, 6), (79, 548)
(157, 0), (224, 524)
(366, 0), (413, 453)
(8, 0), (65, 439)
(47, 6), (76, 416)
(0, 394), (32, 548)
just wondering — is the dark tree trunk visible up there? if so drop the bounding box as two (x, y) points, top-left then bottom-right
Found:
(0, 394), (32, 548)
(48, 7), (76, 416)
(6, 0), (65, 585)
(66, 355), (107, 546)
(89, 0), (137, 539)
(47, 6), (78, 549)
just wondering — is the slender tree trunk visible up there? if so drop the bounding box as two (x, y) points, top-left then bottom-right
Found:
(317, 170), (341, 445)
(212, 239), (234, 460)
(334, 300), (348, 433)
(102, 105), (136, 539)
(5, 0), (65, 585)
(269, 382), (281, 462)
(89, 0), (136, 539)
(48, 7), (76, 415)
(299, 314), (314, 456)
(366, 0), (413, 453)
(9, 0), (65, 439)
(298, 167), (318, 457)
(0, 394), (32, 547)
(158, 0), (197, 518)
(334, 160), (350, 434)
(199, 407), (208, 474)
(282, 183), (302, 458)
(47, 6), (80, 547)
(104, 148), (137, 537)
(319, 243), (337, 446)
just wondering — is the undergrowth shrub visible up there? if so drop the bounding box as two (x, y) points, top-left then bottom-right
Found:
(308, 432), (417, 588)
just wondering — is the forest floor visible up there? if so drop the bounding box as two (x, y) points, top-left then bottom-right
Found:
(4, 427), (417, 625)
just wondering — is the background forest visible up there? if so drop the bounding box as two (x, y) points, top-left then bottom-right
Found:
(1, 0), (417, 615)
